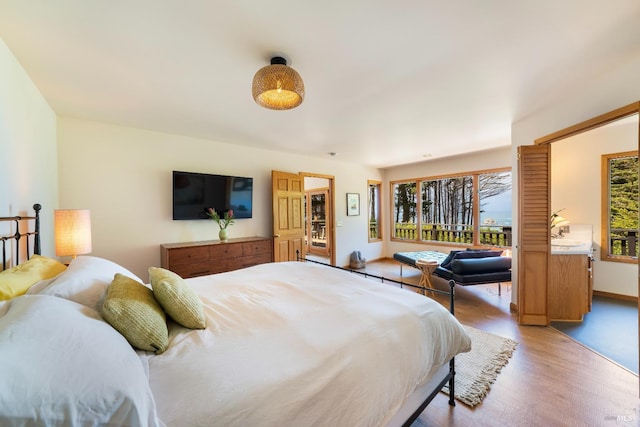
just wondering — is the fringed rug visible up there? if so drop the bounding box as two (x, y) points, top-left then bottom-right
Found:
(442, 325), (517, 407)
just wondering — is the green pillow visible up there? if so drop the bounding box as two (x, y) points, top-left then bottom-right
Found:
(0, 255), (67, 301)
(149, 267), (206, 329)
(101, 273), (168, 354)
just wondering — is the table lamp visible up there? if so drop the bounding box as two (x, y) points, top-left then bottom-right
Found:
(55, 209), (92, 259)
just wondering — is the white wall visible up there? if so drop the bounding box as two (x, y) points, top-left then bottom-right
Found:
(511, 54), (640, 301)
(383, 146), (512, 257)
(57, 117), (383, 279)
(551, 117), (638, 296)
(0, 37), (58, 263)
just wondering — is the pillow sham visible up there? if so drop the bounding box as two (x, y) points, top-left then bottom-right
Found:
(102, 273), (169, 354)
(0, 294), (161, 426)
(0, 255), (67, 301)
(37, 255), (143, 310)
(149, 267), (206, 329)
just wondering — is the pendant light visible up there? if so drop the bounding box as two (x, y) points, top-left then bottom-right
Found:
(252, 56), (304, 110)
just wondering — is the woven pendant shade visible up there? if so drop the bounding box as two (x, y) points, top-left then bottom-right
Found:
(252, 56), (304, 110)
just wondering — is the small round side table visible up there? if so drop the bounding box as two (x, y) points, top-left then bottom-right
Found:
(415, 259), (439, 296)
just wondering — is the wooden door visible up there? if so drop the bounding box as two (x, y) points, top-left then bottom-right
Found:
(517, 144), (550, 325)
(272, 170), (305, 262)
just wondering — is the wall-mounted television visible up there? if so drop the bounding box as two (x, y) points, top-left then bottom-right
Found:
(172, 171), (253, 220)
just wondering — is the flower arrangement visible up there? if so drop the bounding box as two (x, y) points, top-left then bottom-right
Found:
(550, 208), (566, 229)
(206, 208), (235, 229)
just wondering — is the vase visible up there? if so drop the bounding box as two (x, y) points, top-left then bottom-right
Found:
(218, 228), (228, 242)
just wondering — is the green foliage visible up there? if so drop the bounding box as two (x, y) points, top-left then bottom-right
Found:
(609, 156), (639, 230)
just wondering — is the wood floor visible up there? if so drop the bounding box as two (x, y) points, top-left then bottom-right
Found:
(362, 258), (639, 427)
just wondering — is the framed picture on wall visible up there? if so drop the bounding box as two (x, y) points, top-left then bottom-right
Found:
(346, 193), (360, 216)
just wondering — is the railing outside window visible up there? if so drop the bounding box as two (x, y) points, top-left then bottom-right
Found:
(393, 222), (512, 246)
(609, 228), (638, 257)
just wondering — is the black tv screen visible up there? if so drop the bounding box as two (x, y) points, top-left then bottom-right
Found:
(172, 171), (253, 220)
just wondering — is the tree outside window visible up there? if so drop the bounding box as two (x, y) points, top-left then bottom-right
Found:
(602, 151), (639, 262)
(420, 176), (473, 243)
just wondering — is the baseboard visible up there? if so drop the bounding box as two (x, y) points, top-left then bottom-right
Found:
(593, 290), (638, 303)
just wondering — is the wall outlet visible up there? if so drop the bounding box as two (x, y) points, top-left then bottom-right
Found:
(336, 221), (342, 227)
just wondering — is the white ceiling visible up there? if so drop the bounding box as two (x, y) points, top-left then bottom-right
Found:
(1, 1), (639, 168)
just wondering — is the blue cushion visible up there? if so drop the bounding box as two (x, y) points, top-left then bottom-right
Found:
(440, 250), (502, 270)
(450, 256), (511, 274)
(439, 250), (464, 270)
(454, 250), (502, 260)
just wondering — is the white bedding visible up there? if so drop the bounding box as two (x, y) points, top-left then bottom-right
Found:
(0, 295), (161, 427)
(0, 257), (470, 427)
(146, 261), (471, 427)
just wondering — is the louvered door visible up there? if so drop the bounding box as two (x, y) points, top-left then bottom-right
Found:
(517, 144), (550, 325)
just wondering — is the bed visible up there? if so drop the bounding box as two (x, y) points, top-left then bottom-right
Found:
(0, 205), (471, 427)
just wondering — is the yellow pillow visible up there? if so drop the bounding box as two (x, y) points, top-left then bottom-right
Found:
(101, 273), (168, 354)
(0, 255), (67, 301)
(149, 267), (206, 329)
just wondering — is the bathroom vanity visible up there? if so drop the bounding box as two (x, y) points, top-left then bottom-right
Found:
(547, 225), (594, 322)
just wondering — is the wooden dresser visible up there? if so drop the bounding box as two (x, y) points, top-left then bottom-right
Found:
(160, 236), (273, 278)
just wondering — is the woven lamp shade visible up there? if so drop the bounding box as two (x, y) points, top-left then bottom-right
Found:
(252, 57), (304, 110)
(55, 209), (92, 258)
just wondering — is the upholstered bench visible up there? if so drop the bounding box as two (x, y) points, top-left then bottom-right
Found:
(432, 249), (511, 295)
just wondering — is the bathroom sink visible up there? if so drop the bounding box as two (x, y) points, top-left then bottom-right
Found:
(550, 239), (585, 247)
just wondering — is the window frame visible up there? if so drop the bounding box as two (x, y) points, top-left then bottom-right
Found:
(600, 150), (639, 264)
(390, 167), (512, 247)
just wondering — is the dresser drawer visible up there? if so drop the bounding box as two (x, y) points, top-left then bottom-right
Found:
(242, 240), (272, 256)
(168, 247), (210, 266)
(209, 243), (243, 260)
(242, 254), (273, 268)
(171, 261), (214, 279)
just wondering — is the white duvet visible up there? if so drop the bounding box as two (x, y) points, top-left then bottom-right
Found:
(146, 262), (471, 427)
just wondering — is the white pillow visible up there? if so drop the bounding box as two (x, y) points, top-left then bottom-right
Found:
(24, 276), (58, 295)
(0, 294), (161, 426)
(37, 256), (143, 310)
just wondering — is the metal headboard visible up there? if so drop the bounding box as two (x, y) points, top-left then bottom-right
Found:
(0, 203), (42, 270)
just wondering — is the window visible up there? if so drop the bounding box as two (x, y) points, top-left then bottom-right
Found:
(392, 181), (417, 240)
(601, 151), (638, 263)
(368, 181), (382, 241)
(478, 171), (512, 246)
(391, 168), (512, 247)
(420, 176), (473, 243)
